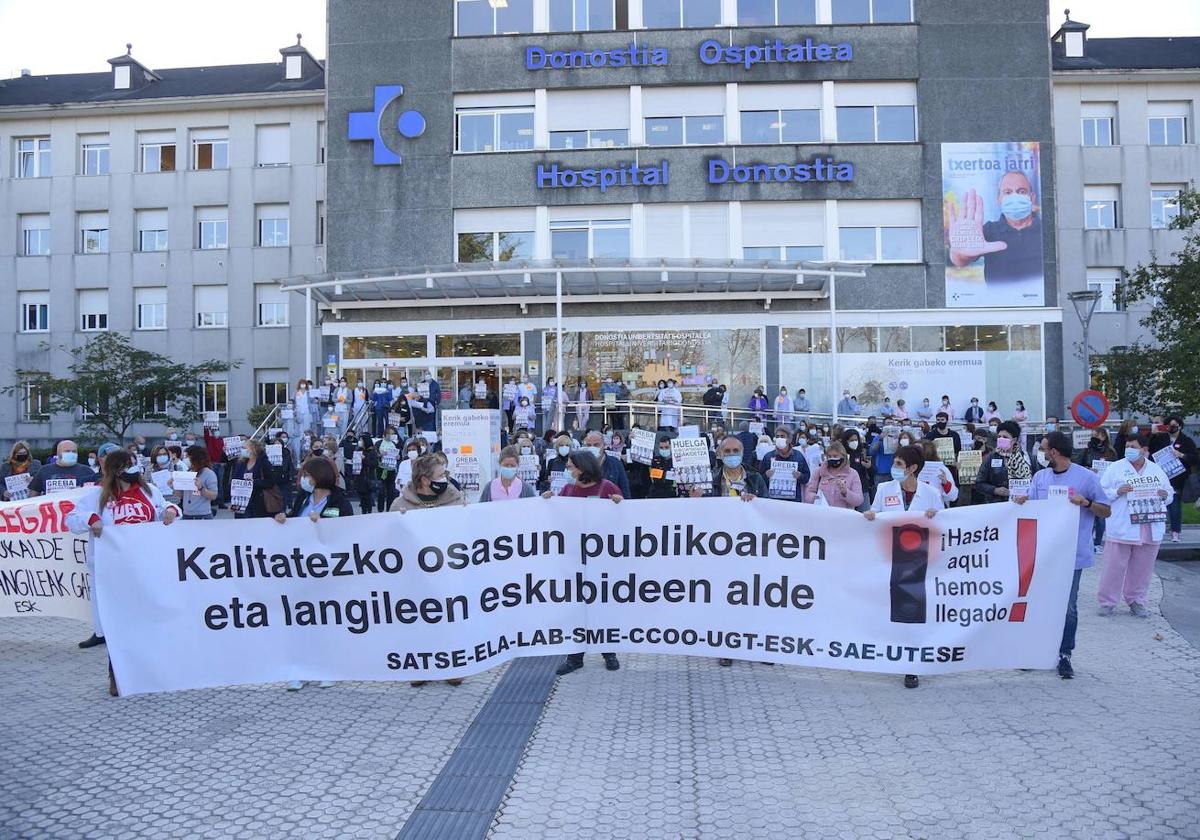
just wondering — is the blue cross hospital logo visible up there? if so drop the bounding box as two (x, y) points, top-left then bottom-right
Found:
(347, 84), (426, 166)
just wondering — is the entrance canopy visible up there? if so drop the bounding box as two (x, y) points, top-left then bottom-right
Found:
(279, 259), (866, 308)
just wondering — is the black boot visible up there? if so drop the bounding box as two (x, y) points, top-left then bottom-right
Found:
(79, 634), (106, 649)
(556, 654), (584, 676)
(603, 653), (620, 671)
(903, 674), (919, 689)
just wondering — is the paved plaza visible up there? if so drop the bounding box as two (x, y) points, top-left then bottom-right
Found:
(2, 558), (1199, 840)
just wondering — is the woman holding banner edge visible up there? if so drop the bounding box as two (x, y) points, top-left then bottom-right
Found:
(66, 448), (181, 696)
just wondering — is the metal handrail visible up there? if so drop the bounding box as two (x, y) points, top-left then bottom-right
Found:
(249, 403), (283, 442)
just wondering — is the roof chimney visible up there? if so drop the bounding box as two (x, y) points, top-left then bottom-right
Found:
(279, 33), (322, 82)
(1052, 9), (1091, 60)
(107, 43), (161, 91)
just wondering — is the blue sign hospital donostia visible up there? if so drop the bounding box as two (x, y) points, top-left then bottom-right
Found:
(526, 38), (853, 71)
(536, 157), (854, 192)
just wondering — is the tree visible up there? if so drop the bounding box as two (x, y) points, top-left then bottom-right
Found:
(1106, 188), (1200, 416)
(6, 332), (239, 444)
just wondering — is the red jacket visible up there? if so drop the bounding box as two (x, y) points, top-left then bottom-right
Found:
(203, 427), (225, 464)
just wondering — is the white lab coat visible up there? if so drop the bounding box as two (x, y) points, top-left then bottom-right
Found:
(870, 479), (945, 515)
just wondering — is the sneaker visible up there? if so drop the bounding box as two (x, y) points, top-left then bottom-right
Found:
(555, 659), (583, 676)
(446, 678), (464, 686)
(1057, 655), (1074, 679)
(409, 680), (428, 687)
(603, 654), (620, 672)
(718, 658), (733, 667)
(1170, 532), (1181, 543)
(286, 680), (304, 691)
(78, 634), (106, 649)
(316, 681), (335, 688)
(1097, 605), (1114, 616)
(903, 674), (919, 689)
(1130, 603), (1151, 618)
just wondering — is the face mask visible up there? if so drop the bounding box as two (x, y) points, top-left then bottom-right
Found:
(1130, 425), (1139, 435)
(1045, 423), (1057, 432)
(722, 454), (743, 470)
(997, 437), (1012, 451)
(1036, 452), (1050, 467)
(898, 438), (911, 447)
(658, 448), (672, 458)
(124, 465), (142, 477)
(775, 438), (789, 450)
(430, 479), (449, 494)
(168, 434), (178, 441)
(14, 451), (29, 462)
(521, 447), (532, 455)
(1169, 426), (1181, 435)
(1000, 193), (1034, 222)
(974, 439), (986, 450)
(388, 435), (398, 443)
(848, 440), (859, 451)
(1125, 447), (1141, 462)
(156, 455), (169, 466)
(937, 421), (948, 429)
(88, 457), (98, 468)
(922, 401), (930, 407)
(558, 446), (571, 457)
(60, 452), (78, 467)
(827, 458), (844, 468)
(407, 450), (419, 460)
(971, 401), (978, 406)
(499, 466), (519, 480)
(280, 437), (288, 445)
(312, 448), (324, 456)
(1091, 438), (1104, 449)
(375, 386), (385, 394)
(891, 466), (907, 482)
(300, 476), (315, 494)
(585, 447), (602, 460)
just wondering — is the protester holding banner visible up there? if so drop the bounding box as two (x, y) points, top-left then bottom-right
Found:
(1156, 416), (1196, 543)
(391, 453), (466, 513)
(842, 428), (874, 501)
(974, 420), (1030, 504)
(688, 435), (766, 500)
(66, 449), (181, 677)
(758, 426), (810, 503)
(642, 432), (680, 499)
(1015, 431), (1110, 679)
(277, 456), (354, 523)
(177, 445), (219, 520)
(1097, 434), (1174, 618)
(479, 445), (537, 502)
(230, 439), (278, 519)
(28, 439), (97, 497)
(0, 440), (40, 501)
(803, 442), (863, 509)
(395, 435), (429, 492)
(1113, 417), (1142, 457)
(539, 434), (574, 494)
(202, 426), (228, 509)
(583, 431), (631, 499)
(352, 433), (381, 514)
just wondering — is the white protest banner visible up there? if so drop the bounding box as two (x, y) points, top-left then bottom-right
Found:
(151, 469), (173, 497)
(5, 474), (31, 501)
(670, 437), (712, 490)
(1129, 489), (1167, 525)
(678, 425), (700, 439)
(268, 428), (283, 440)
(1008, 479), (1031, 500)
(442, 410), (500, 501)
(1072, 430), (1093, 451)
(0, 490), (93, 621)
(1090, 459), (1110, 475)
(351, 451), (363, 476)
(96, 498), (1079, 696)
(420, 431), (439, 445)
(957, 451), (982, 485)
(767, 463), (798, 500)
(172, 472), (198, 495)
(629, 429), (656, 466)
(281, 407), (295, 421)
(518, 455), (540, 483)
(417, 382), (430, 399)
(230, 479), (253, 510)
(388, 412), (406, 430)
(322, 416), (338, 429)
(204, 412), (220, 431)
(918, 463), (944, 487)
(381, 448), (398, 471)
(266, 444), (283, 467)
(223, 436), (245, 460)
(1152, 447), (1185, 480)
(934, 437), (956, 466)
(749, 422), (765, 436)
(548, 470), (571, 496)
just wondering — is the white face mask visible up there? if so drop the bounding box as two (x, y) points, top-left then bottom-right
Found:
(848, 440), (859, 450)
(775, 438), (789, 450)
(407, 450), (419, 460)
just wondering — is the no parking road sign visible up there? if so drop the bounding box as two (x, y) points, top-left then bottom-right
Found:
(1070, 390), (1110, 429)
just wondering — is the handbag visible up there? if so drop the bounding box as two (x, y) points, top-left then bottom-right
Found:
(262, 485), (284, 515)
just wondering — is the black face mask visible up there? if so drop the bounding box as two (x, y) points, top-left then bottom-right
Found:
(827, 458), (844, 468)
(430, 480), (449, 494)
(974, 440), (986, 450)
(1091, 439), (1105, 450)
(14, 451), (29, 462)
(1169, 426), (1181, 435)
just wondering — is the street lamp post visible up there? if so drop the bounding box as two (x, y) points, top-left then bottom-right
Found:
(1068, 289), (1103, 393)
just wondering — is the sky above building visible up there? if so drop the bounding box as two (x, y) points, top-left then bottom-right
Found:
(0, 0), (1196, 78)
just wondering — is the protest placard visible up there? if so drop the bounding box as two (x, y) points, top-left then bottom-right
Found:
(629, 429), (656, 466)
(671, 437), (712, 490)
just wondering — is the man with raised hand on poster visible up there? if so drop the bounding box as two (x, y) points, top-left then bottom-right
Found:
(949, 172), (1042, 282)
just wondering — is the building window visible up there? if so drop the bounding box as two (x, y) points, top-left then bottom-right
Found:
(455, 0), (534, 35)
(194, 286), (228, 329)
(79, 135), (110, 175)
(838, 226), (920, 262)
(1148, 105), (1188, 146)
(1151, 187), (1182, 229)
(831, 0), (912, 23)
(256, 285), (289, 327)
(20, 214), (50, 256)
(317, 201), (326, 245)
(645, 115), (724, 146)
(643, 0), (721, 27)
(1086, 269), (1121, 313)
(458, 230), (534, 262)
(136, 209), (169, 252)
(141, 391), (169, 420)
(317, 120), (326, 164)
(741, 109), (821, 144)
(22, 382), (50, 421)
(737, 0), (817, 24)
(79, 289), (109, 331)
(550, 0), (628, 30)
(139, 131), (177, 172)
(255, 124), (291, 167)
(78, 212), (109, 254)
(15, 137), (51, 178)
(192, 131), (229, 170)
(19, 293), (49, 333)
(197, 207), (229, 249)
(201, 381), (228, 417)
(135, 288), (167, 330)
(836, 104), (916, 142)
(435, 334), (522, 358)
(549, 128), (630, 149)
(1084, 185), (1119, 230)
(256, 376), (289, 406)
(456, 107), (535, 153)
(550, 219), (631, 260)
(256, 205), (290, 247)
(1080, 104), (1116, 147)
(743, 245), (824, 261)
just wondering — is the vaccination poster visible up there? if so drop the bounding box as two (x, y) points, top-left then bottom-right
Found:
(942, 142), (1045, 308)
